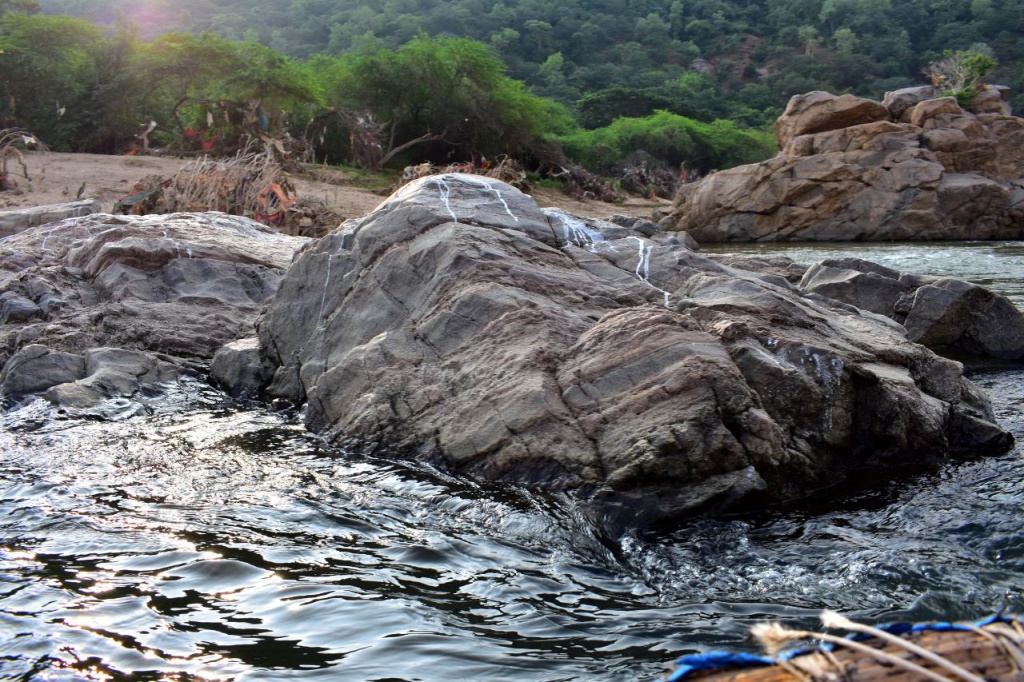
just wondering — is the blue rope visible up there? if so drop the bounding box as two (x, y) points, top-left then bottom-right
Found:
(661, 613), (1020, 680)
(663, 652), (774, 681)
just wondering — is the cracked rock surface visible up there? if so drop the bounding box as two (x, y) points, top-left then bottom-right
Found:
(660, 88), (1024, 242)
(253, 173), (1012, 527)
(0, 211), (308, 411)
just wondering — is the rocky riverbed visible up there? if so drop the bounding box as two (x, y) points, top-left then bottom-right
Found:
(2, 170), (1014, 529)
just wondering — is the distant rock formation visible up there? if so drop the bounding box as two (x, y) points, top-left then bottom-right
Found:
(230, 174), (1011, 527)
(660, 87), (1024, 242)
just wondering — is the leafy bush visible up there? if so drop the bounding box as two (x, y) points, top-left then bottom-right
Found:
(926, 48), (998, 108)
(559, 110), (774, 175)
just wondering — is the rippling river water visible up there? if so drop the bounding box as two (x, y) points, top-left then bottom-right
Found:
(2, 242), (1024, 681)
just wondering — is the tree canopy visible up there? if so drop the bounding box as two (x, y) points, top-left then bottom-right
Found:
(35, 0), (1024, 117)
(6, 0), (1019, 178)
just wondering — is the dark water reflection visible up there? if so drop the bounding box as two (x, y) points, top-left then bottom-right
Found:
(1, 243), (1024, 681)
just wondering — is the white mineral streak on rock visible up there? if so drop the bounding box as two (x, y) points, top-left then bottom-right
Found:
(812, 352), (844, 393)
(317, 253), (333, 329)
(432, 177), (459, 223)
(40, 225), (57, 251)
(161, 229), (183, 258)
(630, 236), (671, 307)
(461, 175), (519, 222)
(207, 214), (293, 242)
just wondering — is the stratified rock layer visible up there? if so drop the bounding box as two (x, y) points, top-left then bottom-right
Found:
(253, 174), (1011, 527)
(0, 211), (307, 409)
(661, 89), (1024, 242)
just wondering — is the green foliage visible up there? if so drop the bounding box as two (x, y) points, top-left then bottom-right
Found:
(311, 35), (568, 168)
(32, 0), (1024, 125)
(0, 0), (40, 14)
(576, 87), (673, 129)
(0, 12), (102, 147)
(559, 110), (773, 174)
(13, 0), (1024, 178)
(926, 47), (998, 108)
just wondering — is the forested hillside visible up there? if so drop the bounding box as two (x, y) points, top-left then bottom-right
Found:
(37, 0), (1024, 119)
(1, 0), (1020, 187)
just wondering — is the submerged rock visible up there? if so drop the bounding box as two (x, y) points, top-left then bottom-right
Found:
(0, 212), (308, 408)
(243, 173), (1011, 527)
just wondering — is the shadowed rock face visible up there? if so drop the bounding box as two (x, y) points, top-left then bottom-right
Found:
(800, 258), (1024, 360)
(660, 89), (1024, 243)
(252, 174), (1011, 527)
(0, 211), (308, 411)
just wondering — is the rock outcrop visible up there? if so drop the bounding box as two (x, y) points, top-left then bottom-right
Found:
(800, 258), (1024, 360)
(236, 173), (1010, 527)
(0, 199), (101, 238)
(661, 88), (1024, 242)
(0, 211), (307, 410)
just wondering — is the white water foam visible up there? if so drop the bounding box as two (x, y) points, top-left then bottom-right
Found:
(549, 210), (604, 250)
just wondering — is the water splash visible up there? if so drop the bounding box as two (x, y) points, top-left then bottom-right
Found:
(549, 210), (604, 250)
(629, 236), (671, 308)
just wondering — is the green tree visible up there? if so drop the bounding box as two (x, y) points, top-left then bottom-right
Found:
(661, 71), (723, 120)
(0, 13), (102, 146)
(129, 32), (239, 131)
(575, 86), (672, 129)
(797, 25), (821, 55)
(559, 110), (773, 174)
(125, 32), (321, 145)
(833, 27), (858, 53)
(523, 19), (553, 52)
(314, 35), (565, 169)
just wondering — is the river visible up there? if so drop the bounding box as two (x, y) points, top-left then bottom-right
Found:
(1, 242), (1023, 681)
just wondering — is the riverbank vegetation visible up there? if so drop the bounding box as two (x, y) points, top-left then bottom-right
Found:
(2, 0), (1020, 188)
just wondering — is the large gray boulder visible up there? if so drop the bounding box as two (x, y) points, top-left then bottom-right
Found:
(661, 90), (1024, 242)
(0, 212), (308, 408)
(244, 173), (1010, 527)
(800, 258), (1024, 360)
